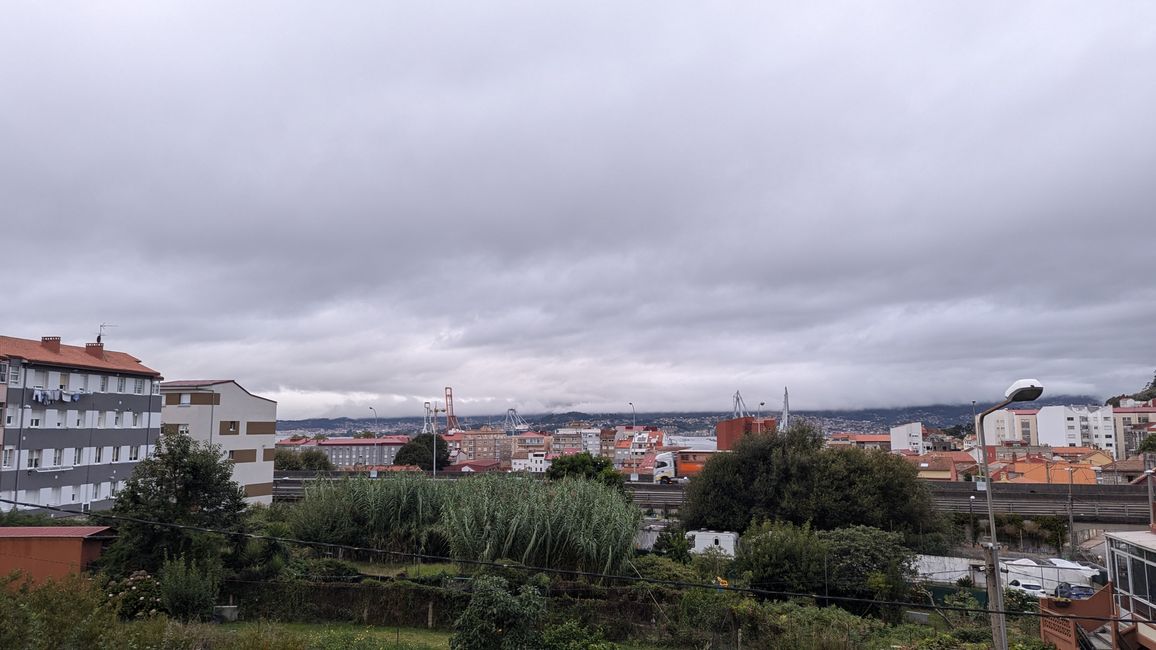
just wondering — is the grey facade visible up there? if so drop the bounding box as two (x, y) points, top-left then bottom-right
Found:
(1, 336), (162, 513)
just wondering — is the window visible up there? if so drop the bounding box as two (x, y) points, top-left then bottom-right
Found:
(52, 448), (63, 466)
(180, 393), (191, 405)
(117, 377), (126, 392)
(59, 373), (70, 390)
(30, 417), (41, 428)
(114, 411), (124, 427)
(178, 424), (190, 435)
(100, 376), (108, 392)
(73, 448), (83, 465)
(133, 378), (144, 394)
(227, 421), (239, 433)
(0, 362), (6, 383)
(131, 412), (140, 427)
(8, 365), (19, 384)
(94, 447), (103, 463)
(129, 445), (140, 461)
(76, 412), (84, 427)
(97, 412), (106, 428)
(27, 449), (41, 469)
(111, 446), (121, 463)
(1, 448), (12, 468)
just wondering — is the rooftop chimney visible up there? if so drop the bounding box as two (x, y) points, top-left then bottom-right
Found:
(41, 336), (61, 353)
(85, 342), (104, 358)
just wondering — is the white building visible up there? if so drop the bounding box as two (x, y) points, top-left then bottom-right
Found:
(686, 530), (739, 556)
(161, 380), (278, 504)
(1035, 405), (1117, 458)
(889, 422), (925, 454)
(1, 335), (163, 512)
(511, 450), (552, 473)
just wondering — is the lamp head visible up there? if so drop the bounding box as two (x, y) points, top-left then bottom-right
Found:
(1004, 378), (1044, 403)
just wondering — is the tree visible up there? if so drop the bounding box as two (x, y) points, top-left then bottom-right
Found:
(545, 452), (624, 490)
(393, 434), (449, 470)
(1138, 434), (1156, 454)
(681, 422), (948, 552)
(450, 575), (545, 650)
(99, 432), (247, 576)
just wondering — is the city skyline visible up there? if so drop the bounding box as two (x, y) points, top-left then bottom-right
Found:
(3, 3), (1154, 419)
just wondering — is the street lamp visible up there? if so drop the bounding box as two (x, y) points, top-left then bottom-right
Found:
(1064, 466), (1077, 559)
(976, 378), (1043, 650)
(758, 402), (765, 435)
(1145, 469), (1155, 531)
(369, 407), (379, 433)
(628, 402), (635, 428)
(969, 495), (976, 547)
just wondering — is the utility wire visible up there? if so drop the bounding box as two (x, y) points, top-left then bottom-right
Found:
(0, 497), (1135, 624)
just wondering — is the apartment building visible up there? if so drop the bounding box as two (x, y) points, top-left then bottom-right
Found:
(460, 427), (511, 467)
(1114, 399), (1156, 458)
(889, 422), (926, 454)
(1036, 405), (1118, 458)
(1, 335), (162, 512)
(160, 380), (278, 504)
(274, 436), (409, 469)
(977, 409), (1040, 445)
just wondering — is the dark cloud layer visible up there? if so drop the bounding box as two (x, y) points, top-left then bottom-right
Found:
(3, 2), (1154, 418)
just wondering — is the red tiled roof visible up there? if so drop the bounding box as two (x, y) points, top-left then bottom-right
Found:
(445, 459), (501, 472)
(1116, 406), (1156, 412)
(0, 526), (112, 538)
(0, 336), (160, 377)
(160, 380), (232, 388)
(851, 434), (891, 442)
(276, 438), (316, 446)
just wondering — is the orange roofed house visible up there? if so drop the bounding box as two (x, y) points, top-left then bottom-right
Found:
(1, 335), (163, 513)
(0, 526), (113, 584)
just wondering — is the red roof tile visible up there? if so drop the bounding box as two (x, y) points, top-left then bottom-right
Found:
(0, 336), (159, 377)
(0, 526), (112, 538)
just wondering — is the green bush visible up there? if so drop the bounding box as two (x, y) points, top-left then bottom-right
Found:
(286, 557), (363, 583)
(451, 575), (545, 649)
(542, 619), (618, 650)
(0, 573), (116, 650)
(105, 570), (164, 620)
(158, 555), (221, 621)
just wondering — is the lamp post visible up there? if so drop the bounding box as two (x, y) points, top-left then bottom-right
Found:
(758, 401), (765, 434)
(628, 402), (636, 428)
(976, 378), (1044, 650)
(1146, 469), (1155, 531)
(369, 407), (378, 434)
(1065, 466), (1076, 559)
(969, 495), (976, 547)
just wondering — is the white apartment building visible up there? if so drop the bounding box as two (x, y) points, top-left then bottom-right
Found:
(889, 422), (926, 454)
(1, 335), (163, 512)
(1035, 404), (1118, 458)
(977, 409), (1039, 445)
(511, 450), (553, 474)
(161, 380), (277, 504)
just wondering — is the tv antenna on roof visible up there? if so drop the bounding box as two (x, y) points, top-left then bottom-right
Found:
(97, 323), (118, 343)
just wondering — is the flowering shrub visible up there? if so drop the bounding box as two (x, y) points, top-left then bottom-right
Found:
(105, 570), (164, 619)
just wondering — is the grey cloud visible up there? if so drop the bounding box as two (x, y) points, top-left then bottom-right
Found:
(3, 2), (1155, 419)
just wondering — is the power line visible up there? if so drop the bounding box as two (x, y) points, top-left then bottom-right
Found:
(0, 497), (1134, 624)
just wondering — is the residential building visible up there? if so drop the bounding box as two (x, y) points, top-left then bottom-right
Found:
(160, 380), (278, 504)
(511, 450), (552, 473)
(1114, 399), (1156, 458)
(510, 432), (552, 457)
(1036, 405), (1118, 458)
(460, 427), (511, 467)
(827, 433), (892, 451)
(889, 422), (926, 455)
(274, 436), (409, 469)
(1, 335), (162, 513)
(598, 428), (617, 459)
(619, 427), (667, 473)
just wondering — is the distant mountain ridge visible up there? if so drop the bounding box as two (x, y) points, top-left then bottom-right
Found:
(278, 394), (1101, 433)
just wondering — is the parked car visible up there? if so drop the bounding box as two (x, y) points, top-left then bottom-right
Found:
(1007, 580), (1048, 598)
(1054, 582), (1095, 600)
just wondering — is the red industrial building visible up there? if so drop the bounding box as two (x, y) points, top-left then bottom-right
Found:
(715, 416), (777, 451)
(0, 526), (112, 585)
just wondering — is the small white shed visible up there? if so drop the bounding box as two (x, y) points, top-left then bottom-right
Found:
(686, 530), (739, 556)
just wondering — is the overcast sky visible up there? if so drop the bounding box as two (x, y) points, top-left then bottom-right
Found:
(3, 2), (1154, 419)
